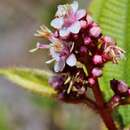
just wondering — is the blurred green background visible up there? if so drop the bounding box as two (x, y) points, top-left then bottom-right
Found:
(0, 0), (106, 130)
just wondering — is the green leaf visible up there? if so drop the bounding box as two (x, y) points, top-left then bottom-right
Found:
(89, 0), (130, 128)
(0, 68), (57, 97)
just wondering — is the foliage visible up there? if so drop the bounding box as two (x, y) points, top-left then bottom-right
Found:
(0, 68), (56, 97)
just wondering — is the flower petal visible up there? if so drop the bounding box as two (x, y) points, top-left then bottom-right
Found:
(50, 47), (60, 61)
(50, 17), (64, 29)
(55, 4), (68, 17)
(71, 1), (78, 13)
(54, 60), (65, 72)
(69, 21), (81, 34)
(66, 53), (77, 67)
(76, 9), (86, 20)
(59, 28), (70, 37)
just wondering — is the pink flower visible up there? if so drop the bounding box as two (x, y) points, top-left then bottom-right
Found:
(48, 42), (77, 72)
(51, 1), (86, 38)
(31, 25), (77, 72)
(49, 42), (77, 72)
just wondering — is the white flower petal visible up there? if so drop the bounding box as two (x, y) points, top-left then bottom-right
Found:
(54, 60), (65, 72)
(76, 9), (86, 20)
(50, 17), (64, 29)
(71, 1), (78, 13)
(69, 21), (81, 34)
(55, 5), (68, 17)
(66, 53), (77, 67)
(50, 47), (60, 61)
(59, 28), (70, 37)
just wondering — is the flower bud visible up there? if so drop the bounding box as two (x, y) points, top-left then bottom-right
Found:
(118, 81), (128, 93)
(110, 79), (128, 96)
(103, 36), (114, 43)
(92, 67), (102, 77)
(49, 75), (64, 90)
(88, 77), (96, 85)
(93, 55), (103, 65)
(84, 36), (92, 45)
(109, 95), (121, 109)
(80, 46), (88, 55)
(89, 26), (101, 38)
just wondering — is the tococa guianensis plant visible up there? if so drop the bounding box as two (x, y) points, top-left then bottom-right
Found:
(0, 1), (130, 130)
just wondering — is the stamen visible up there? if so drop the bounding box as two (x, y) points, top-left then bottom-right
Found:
(70, 42), (75, 52)
(64, 76), (71, 84)
(46, 59), (55, 64)
(34, 25), (52, 39)
(67, 81), (73, 94)
(29, 48), (39, 53)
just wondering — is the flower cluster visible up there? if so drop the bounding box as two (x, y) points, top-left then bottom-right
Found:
(32, 1), (125, 101)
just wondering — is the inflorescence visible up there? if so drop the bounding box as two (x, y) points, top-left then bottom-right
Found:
(31, 1), (126, 102)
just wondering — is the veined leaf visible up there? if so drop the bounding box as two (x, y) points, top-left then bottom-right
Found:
(89, 0), (130, 128)
(0, 68), (57, 97)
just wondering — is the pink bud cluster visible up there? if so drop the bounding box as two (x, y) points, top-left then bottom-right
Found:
(110, 79), (130, 97)
(32, 1), (125, 101)
(108, 79), (130, 109)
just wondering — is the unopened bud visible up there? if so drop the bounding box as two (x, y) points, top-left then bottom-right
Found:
(84, 36), (92, 45)
(92, 68), (102, 77)
(49, 75), (64, 90)
(90, 26), (101, 38)
(103, 36), (114, 43)
(118, 80), (128, 93)
(93, 55), (103, 65)
(88, 78), (96, 85)
(109, 95), (121, 109)
(110, 79), (128, 96)
(80, 46), (88, 55)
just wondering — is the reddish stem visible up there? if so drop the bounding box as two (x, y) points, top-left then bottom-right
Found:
(91, 79), (117, 130)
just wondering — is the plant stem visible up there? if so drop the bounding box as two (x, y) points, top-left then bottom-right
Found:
(91, 79), (117, 130)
